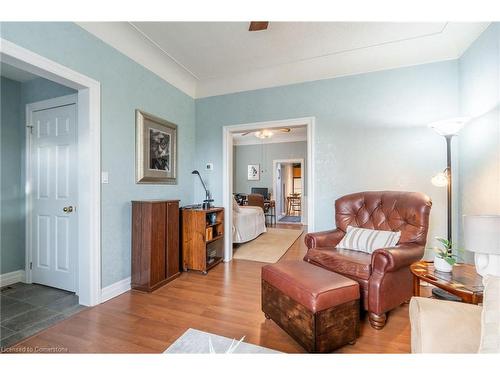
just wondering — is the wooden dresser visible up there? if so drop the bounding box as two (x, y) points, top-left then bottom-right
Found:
(131, 200), (180, 292)
(181, 207), (224, 274)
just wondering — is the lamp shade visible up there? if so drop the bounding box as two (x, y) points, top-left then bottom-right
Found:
(464, 215), (500, 255)
(431, 172), (448, 187)
(428, 117), (469, 136)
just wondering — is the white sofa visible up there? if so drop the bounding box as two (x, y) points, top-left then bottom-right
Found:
(232, 198), (266, 243)
(409, 275), (499, 353)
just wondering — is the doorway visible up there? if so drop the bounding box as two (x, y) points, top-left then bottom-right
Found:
(1, 38), (101, 306)
(222, 117), (315, 262)
(273, 159), (305, 224)
(26, 94), (79, 292)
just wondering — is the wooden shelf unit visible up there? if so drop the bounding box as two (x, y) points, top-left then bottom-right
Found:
(181, 207), (224, 274)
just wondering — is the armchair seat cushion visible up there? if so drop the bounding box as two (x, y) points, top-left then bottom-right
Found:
(304, 247), (372, 280)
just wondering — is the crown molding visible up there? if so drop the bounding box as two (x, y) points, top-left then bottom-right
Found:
(77, 22), (198, 98)
(77, 22), (489, 99)
(196, 23), (489, 98)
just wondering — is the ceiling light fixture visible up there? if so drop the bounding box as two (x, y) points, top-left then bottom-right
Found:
(254, 129), (274, 139)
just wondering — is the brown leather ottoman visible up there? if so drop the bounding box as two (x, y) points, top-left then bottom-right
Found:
(262, 260), (360, 353)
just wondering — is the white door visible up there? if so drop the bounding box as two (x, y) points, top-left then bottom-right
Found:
(29, 97), (78, 292)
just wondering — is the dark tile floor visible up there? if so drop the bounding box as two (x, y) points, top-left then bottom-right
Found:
(0, 283), (86, 349)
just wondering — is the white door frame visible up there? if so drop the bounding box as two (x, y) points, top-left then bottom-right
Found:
(1, 38), (101, 306)
(26, 94), (78, 292)
(222, 117), (315, 262)
(272, 158), (305, 223)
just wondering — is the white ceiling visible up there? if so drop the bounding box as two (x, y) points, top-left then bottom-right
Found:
(131, 22), (450, 79)
(1, 62), (39, 82)
(78, 22), (489, 98)
(233, 126), (307, 146)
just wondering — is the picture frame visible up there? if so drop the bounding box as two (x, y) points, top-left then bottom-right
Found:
(247, 164), (260, 181)
(136, 109), (177, 184)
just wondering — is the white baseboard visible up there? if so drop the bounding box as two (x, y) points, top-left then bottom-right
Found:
(100, 277), (131, 303)
(0, 270), (26, 288)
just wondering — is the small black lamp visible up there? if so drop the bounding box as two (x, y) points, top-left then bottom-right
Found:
(192, 170), (213, 209)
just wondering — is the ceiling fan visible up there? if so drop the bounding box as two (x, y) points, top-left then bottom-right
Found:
(241, 128), (291, 139)
(249, 22), (269, 32)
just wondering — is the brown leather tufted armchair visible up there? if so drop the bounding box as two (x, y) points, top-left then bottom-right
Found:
(304, 191), (432, 329)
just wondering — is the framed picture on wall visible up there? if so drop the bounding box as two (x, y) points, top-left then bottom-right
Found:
(136, 109), (177, 184)
(248, 164), (260, 181)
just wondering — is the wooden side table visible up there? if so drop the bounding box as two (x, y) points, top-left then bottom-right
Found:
(410, 261), (483, 304)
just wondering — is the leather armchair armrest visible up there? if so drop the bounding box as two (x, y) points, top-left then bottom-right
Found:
(371, 243), (424, 273)
(304, 229), (345, 249)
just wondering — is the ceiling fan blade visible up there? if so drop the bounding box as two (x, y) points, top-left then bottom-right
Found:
(249, 22), (269, 32)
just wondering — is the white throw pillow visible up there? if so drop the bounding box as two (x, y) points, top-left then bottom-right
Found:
(336, 225), (401, 253)
(479, 275), (500, 353)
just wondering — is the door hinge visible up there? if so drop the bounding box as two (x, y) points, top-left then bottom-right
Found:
(30, 262), (33, 270)
(26, 125), (34, 134)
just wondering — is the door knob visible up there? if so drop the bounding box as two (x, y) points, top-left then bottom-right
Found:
(63, 206), (74, 213)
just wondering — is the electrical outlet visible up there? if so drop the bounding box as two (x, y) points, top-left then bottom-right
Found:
(205, 163), (214, 171)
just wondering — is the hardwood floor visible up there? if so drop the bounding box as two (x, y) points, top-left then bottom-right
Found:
(11, 224), (417, 353)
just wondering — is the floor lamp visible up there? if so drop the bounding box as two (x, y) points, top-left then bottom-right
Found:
(429, 117), (469, 299)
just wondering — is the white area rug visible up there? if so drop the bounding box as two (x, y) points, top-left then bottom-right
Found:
(164, 328), (280, 353)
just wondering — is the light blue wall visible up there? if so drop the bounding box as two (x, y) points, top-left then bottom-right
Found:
(458, 23), (500, 260)
(233, 141), (307, 195)
(195, 60), (459, 246)
(0, 23), (196, 287)
(3, 21), (494, 283)
(21, 77), (76, 111)
(0, 77), (24, 274)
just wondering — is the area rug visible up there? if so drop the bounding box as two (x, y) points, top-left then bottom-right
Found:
(233, 227), (303, 263)
(164, 328), (280, 353)
(278, 215), (301, 223)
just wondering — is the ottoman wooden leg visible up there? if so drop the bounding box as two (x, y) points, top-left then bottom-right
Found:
(368, 312), (387, 330)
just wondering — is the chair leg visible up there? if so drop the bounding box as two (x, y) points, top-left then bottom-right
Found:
(368, 312), (387, 330)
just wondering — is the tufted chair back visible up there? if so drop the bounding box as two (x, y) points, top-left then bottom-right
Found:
(335, 191), (432, 246)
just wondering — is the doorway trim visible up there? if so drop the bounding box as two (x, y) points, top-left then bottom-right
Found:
(1, 38), (101, 306)
(272, 158), (305, 223)
(222, 117), (315, 262)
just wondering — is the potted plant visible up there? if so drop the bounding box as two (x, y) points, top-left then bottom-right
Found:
(432, 237), (462, 273)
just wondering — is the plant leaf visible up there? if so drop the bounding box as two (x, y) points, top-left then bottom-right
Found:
(445, 257), (457, 266)
(436, 237), (450, 248)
